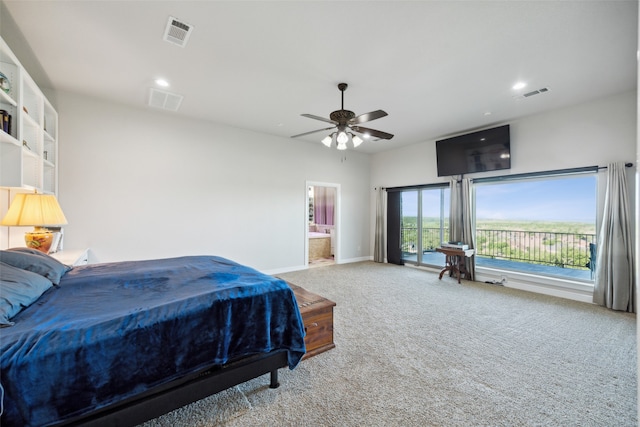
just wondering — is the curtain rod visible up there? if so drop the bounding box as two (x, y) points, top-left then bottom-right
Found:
(598, 162), (634, 170)
(472, 162), (634, 184)
(379, 162), (634, 190)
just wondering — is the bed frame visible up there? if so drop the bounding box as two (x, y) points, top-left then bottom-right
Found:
(55, 350), (289, 426)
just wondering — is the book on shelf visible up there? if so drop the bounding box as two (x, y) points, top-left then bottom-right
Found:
(0, 109), (11, 135)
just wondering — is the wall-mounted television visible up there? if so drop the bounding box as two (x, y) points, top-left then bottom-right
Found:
(435, 125), (511, 177)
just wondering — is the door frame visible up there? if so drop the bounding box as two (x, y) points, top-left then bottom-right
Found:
(305, 181), (340, 267)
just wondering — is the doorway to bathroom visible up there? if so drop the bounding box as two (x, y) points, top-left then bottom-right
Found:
(306, 181), (340, 268)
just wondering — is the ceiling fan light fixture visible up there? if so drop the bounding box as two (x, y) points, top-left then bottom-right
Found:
(337, 139), (348, 150)
(321, 134), (333, 147)
(337, 131), (349, 144)
(352, 134), (363, 147)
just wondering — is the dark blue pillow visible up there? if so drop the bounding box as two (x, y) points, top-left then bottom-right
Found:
(0, 262), (54, 327)
(1, 248), (71, 285)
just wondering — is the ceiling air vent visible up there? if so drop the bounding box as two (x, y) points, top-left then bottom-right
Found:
(163, 16), (194, 47)
(514, 87), (550, 100)
(148, 88), (183, 112)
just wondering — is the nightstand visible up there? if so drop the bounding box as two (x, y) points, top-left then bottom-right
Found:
(50, 249), (89, 266)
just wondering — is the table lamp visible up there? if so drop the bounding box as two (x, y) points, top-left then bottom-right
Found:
(1, 192), (68, 254)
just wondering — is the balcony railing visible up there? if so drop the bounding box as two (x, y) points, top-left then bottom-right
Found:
(401, 227), (596, 270)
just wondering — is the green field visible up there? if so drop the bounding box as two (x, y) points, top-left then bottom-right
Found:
(402, 217), (595, 234)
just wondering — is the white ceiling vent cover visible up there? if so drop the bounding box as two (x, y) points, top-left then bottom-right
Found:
(148, 88), (184, 112)
(163, 16), (194, 47)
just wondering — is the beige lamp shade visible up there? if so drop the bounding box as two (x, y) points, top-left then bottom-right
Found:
(1, 193), (68, 253)
(2, 193), (68, 226)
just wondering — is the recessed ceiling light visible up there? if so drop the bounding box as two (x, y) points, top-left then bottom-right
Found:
(512, 81), (527, 90)
(155, 78), (170, 87)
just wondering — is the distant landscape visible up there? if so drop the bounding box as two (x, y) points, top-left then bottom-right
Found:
(404, 217), (595, 234)
(401, 217), (596, 269)
(475, 218), (595, 234)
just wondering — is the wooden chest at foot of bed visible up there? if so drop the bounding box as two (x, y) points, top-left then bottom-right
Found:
(288, 284), (336, 359)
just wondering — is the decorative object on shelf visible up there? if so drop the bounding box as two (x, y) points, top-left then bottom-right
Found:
(1, 191), (69, 254)
(0, 71), (10, 94)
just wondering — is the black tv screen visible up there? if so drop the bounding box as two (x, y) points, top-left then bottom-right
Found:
(435, 125), (511, 177)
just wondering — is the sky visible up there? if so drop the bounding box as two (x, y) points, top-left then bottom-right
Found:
(402, 175), (597, 223)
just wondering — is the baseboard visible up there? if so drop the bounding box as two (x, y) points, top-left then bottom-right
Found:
(338, 256), (371, 264)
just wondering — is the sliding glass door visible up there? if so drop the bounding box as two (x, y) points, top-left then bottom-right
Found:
(421, 187), (450, 265)
(401, 186), (450, 266)
(401, 191), (419, 263)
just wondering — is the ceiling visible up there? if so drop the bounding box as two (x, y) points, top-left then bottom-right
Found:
(2, 1), (637, 154)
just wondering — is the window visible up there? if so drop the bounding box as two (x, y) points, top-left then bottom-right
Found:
(474, 173), (597, 281)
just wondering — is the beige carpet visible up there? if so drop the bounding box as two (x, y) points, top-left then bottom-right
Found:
(141, 261), (637, 426)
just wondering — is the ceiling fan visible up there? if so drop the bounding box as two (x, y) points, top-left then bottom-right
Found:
(291, 83), (393, 150)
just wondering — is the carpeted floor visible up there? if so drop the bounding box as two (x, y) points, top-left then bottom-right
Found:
(141, 261), (637, 426)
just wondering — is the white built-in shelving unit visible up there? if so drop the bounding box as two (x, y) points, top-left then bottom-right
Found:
(0, 36), (58, 195)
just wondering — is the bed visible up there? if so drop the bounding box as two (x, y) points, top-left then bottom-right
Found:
(0, 250), (306, 427)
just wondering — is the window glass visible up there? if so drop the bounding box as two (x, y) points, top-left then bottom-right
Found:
(475, 174), (596, 280)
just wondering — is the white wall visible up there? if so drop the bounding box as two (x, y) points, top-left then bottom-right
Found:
(371, 90), (636, 188)
(370, 91), (637, 301)
(56, 91), (371, 272)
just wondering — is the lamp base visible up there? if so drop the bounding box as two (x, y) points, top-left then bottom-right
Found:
(25, 230), (54, 254)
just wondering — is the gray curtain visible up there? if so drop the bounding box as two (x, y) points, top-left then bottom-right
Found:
(593, 162), (636, 312)
(449, 178), (462, 243)
(449, 177), (476, 280)
(374, 188), (386, 263)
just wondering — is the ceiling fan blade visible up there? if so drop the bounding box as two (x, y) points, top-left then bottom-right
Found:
(291, 126), (336, 138)
(301, 114), (337, 125)
(352, 126), (394, 140)
(351, 110), (388, 124)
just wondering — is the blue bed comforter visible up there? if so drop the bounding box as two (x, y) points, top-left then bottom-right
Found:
(0, 256), (306, 427)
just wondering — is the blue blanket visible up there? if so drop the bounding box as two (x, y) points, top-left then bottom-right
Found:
(0, 256), (306, 427)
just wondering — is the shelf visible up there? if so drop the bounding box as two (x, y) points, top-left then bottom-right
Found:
(0, 90), (17, 107)
(0, 129), (19, 146)
(22, 111), (38, 128)
(22, 146), (38, 158)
